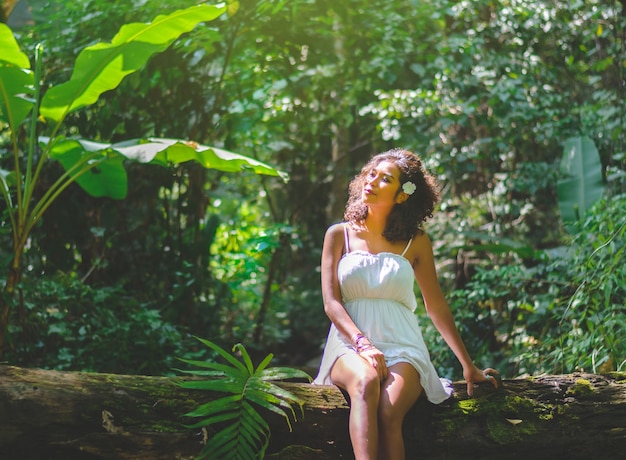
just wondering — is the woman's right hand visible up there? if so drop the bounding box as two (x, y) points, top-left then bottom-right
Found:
(359, 347), (388, 381)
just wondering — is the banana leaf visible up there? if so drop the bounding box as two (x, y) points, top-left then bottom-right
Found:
(557, 136), (605, 227)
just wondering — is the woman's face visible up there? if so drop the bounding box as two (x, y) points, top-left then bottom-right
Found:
(362, 160), (406, 207)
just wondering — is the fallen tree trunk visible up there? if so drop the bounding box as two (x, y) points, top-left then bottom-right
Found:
(0, 365), (624, 459)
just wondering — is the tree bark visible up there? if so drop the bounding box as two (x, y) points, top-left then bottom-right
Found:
(0, 365), (624, 459)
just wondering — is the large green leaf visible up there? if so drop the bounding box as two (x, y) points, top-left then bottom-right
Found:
(557, 136), (605, 225)
(47, 139), (128, 199)
(0, 24), (31, 68)
(43, 136), (287, 199)
(58, 137), (287, 179)
(39, 4), (226, 123)
(0, 23), (34, 129)
(183, 394), (244, 420)
(121, 138), (289, 180)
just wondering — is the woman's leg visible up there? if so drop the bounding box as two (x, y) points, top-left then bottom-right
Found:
(330, 353), (381, 460)
(377, 362), (423, 460)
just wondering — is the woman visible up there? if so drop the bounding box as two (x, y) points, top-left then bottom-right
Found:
(313, 149), (498, 460)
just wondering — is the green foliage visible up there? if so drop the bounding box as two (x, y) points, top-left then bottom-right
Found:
(6, 272), (190, 374)
(544, 196), (626, 373)
(2, 0), (624, 381)
(427, 194), (626, 377)
(558, 136), (606, 227)
(177, 337), (311, 460)
(0, 3), (288, 354)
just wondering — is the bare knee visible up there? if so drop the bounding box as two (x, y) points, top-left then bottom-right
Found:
(345, 366), (380, 403)
(377, 399), (405, 430)
(331, 354), (382, 405)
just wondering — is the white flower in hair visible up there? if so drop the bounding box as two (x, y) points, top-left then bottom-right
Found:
(402, 181), (416, 195)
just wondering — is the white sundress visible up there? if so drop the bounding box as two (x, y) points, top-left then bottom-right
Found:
(313, 224), (453, 404)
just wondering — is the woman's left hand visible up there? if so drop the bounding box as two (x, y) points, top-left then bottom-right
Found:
(464, 364), (499, 397)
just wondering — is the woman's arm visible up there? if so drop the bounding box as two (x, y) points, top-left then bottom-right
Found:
(410, 232), (498, 395)
(321, 223), (388, 380)
(320, 224), (359, 340)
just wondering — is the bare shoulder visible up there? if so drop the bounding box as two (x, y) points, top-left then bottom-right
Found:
(406, 230), (434, 264)
(413, 230), (432, 246)
(323, 223), (346, 251)
(326, 222), (345, 237)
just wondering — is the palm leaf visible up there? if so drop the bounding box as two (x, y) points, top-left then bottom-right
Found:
(176, 357), (247, 376)
(183, 394), (243, 419)
(240, 406), (267, 444)
(184, 410), (240, 430)
(255, 353), (274, 374)
(248, 379), (302, 406)
(192, 337), (249, 374)
(242, 401), (270, 433)
(259, 367), (312, 381)
(177, 338), (310, 459)
(244, 391), (297, 431)
(239, 419), (264, 446)
(201, 429), (238, 460)
(201, 421), (268, 460)
(232, 343), (255, 375)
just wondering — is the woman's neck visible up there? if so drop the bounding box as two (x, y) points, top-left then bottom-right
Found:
(363, 209), (388, 236)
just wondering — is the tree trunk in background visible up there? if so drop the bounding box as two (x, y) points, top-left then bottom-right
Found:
(1, 366), (624, 459)
(1, 0), (16, 22)
(325, 12), (350, 224)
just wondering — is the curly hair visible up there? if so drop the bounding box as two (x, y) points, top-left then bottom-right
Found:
(344, 149), (440, 242)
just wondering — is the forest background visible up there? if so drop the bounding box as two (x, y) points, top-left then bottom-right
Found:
(1, 0), (624, 382)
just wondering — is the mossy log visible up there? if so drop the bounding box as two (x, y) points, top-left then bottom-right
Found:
(0, 365), (624, 459)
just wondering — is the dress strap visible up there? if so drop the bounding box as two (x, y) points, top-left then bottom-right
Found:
(343, 223), (351, 253)
(400, 238), (413, 257)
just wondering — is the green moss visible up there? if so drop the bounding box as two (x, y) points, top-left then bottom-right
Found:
(485, 396), (545, 444)
(457, 398), (479, 414)
(435, 408), (468, 435)
(451, 394), (559, 444)
(607, 371), (626, 381)
(566, 378), (595, 397)
(431, 386), (594, 447)
(503, 395), (535, 413)
(487, 416), (539, 444)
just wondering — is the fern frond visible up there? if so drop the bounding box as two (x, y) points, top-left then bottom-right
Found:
(201, 415), (269, 460)
(177, 338), (305, 460)
(232, 342), (255, 374)
(200, 430), (237, 460)
(176, 358), (248, 377)
(244, 392), (296, 431)
(248, 379), (302, 404)
(192, 336), (249, 373)
(183, 410), (240, 430)
(242, 400), (269, 433)
(259, 367), (312, 382)
(182, 394), (242, 418)
(255, 352), (274, 373)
